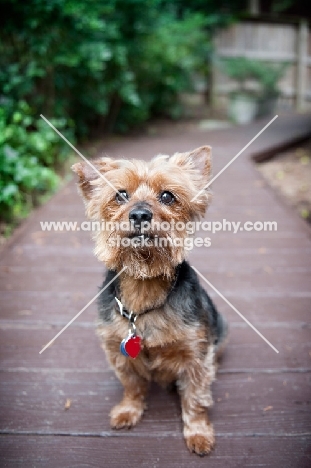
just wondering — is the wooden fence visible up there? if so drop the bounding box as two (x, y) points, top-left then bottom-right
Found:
(212, 20), (311, 112)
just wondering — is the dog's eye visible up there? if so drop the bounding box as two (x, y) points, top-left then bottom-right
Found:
(115, 190), (129, 203)
(160, 191), (175, 205)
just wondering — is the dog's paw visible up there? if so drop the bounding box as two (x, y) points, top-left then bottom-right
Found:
(110, 402), (144, 429)
(185, 433), (215, 457)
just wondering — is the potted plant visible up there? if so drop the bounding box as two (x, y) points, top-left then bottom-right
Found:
(219, 57), (260, 124)
(251, 61), (289, 117)
(219, 58), (288, 123)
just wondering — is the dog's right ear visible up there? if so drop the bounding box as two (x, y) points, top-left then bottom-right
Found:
(71, 158), (119, 201)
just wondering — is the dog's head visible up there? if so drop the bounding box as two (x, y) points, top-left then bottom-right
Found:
(72, 146), (212, 279)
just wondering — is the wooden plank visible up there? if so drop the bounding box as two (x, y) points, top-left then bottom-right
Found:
(0, 372), (310, 435)
(0, 434), (310, 468)
(3, 240), (311, 269)
(0, 326), (310, 372)
(1, 260), (310, 293)
(216, 50), (296, 61)
(0, 291), (99, 322)
(0, 292), (310, 327)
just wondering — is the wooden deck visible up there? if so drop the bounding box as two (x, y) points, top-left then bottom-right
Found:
(1, 113), (311, 467)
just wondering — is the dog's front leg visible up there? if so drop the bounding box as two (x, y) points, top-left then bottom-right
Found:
(109, 358), (149, 429)
(180, 392), (215, 456)
(178, 357), (216, 456)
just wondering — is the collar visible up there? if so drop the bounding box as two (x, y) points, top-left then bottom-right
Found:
(115, 297), (138, 322)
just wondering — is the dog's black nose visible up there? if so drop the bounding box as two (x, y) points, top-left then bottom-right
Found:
(129, 207), (153, 227)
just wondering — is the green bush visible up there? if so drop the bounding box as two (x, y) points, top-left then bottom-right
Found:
(116, 12), (210, 128)
(0, 100), (73, 221)
(0, 1), (211, 135)
(219, 57), (289, 97)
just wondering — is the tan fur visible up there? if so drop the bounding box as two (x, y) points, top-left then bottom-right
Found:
(72, 147), (212, 279)
(119, 274), (173, 314)
(73, 146), (221, 456)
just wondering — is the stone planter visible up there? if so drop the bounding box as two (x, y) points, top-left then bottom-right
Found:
(228, 93), (258, 124)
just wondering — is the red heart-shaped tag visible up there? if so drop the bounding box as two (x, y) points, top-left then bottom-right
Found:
(124, 335), (141, 359)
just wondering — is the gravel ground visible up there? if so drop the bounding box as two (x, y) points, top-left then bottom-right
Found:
(257, 138), (311, 224)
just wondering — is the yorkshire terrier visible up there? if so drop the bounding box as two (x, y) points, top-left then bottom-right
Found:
(72, 146), (227, 456)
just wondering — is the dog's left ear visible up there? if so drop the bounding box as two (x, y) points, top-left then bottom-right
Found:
(170, 145), (212, 181)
